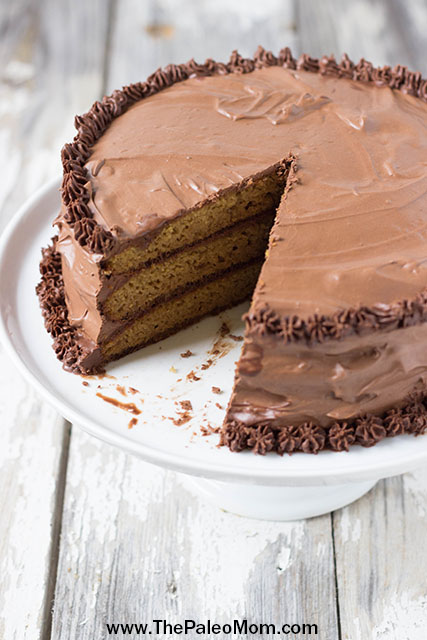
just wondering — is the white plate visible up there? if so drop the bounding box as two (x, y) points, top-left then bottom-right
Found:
(1, 178), (427, 510)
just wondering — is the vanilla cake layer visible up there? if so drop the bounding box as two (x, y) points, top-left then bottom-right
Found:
(103, 211), (274, 322)
(103, 172), (284, 275)
(101, 260), (262, 360)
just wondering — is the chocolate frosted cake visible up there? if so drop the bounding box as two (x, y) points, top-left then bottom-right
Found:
(37, 47), (427, 454)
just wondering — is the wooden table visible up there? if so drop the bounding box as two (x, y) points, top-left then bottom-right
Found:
(1, 1), (427, 638)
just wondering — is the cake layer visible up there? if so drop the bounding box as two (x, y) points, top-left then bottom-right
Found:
(103, 172), (284, 274)
(103, 211), (274, 321)
(58, 205), (276, 343)
(101, 260), (262, 361)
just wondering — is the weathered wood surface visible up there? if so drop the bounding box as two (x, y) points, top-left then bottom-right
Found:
(0, 0), (111, 638)
(1, 1), (427, 639)
(53, 431), (338, 639)
(334, 472), (427, 640)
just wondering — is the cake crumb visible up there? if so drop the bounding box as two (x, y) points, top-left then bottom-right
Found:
(220, 322), (230, 336)
(187, 371), (200, 382)
(169, 365), (177, 373)
(215, 402), (223, 410)
(201, 359), (213, 370)
(128, 387), (139, 395)
(82, 381), (89, 387)
(116, 384), (127, 396)
(170, 411), (192, 426)
(96, 392), (141, 415)
(201, 424), (221, 436)
(170, 398), (194, 426)
(128, 417), (138, 429)
(229, 334), (243, 342)
(180, 350), (193, 358)
(212, 386), (221, 394)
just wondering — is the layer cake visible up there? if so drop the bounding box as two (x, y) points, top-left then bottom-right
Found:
(37, 47), (427, 454)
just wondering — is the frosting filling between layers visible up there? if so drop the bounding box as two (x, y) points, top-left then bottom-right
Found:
(101, 260), (262, 360)
(57, 209), (275, 342)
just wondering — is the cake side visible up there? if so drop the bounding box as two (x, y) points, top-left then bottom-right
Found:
(222, 319), (427, 454)
(36, 241), (262, 373)
(222, 383), (427, 455)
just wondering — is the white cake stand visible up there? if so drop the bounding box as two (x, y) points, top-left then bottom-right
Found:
(1, 178), (427, 521)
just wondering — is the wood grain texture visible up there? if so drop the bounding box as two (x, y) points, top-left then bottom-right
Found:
(296, 0), (427, 73)
(0, 348), (69, 640)
(0, 0), (114, 229)
(52, 430), (339, 639)
(106, 0), (298, 91)
(334, 473), (427, 640)
(0, 0), (111, 638)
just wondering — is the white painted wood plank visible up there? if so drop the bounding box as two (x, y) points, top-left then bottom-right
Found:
(0, 1), (112, 637)
(53, 430), (339, 639)
(0, 347), (69, 640)
(0, 0), (113, 229)
(333, 472), (427, 640)
(296, 0), (427, 71)
(387, 0), (427, 70)
(106, 0), (298, 91)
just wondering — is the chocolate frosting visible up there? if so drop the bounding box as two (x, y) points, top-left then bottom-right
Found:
(53, 47), (427, 350)
(226, 321), (427, 429)
(221, 384), (427, 454)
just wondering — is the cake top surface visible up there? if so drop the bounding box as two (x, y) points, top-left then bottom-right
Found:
(83, 62), (427, 318)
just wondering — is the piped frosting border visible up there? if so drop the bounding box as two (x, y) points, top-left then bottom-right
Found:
(221, 383), (427, 454)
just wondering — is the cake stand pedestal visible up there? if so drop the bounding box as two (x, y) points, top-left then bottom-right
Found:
(181, 475), (377, 520)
